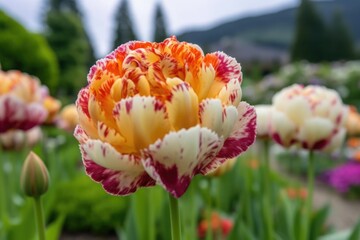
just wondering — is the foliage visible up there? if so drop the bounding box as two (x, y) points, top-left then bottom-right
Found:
(0, 10), (58, 92)
(178, 0), (360, 53)
(113, 0), (138, 48)
(291, 0), (328, 62)
(328, 10), (356, 61)
(52, 174), (130, 234)
(153, 3), (168, 42)
(243, 61), (360, 106)
(44, 10), (90, 96)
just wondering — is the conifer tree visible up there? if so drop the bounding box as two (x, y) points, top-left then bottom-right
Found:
(328, 10), (355, 61)
(153, 3), (168, 42)
(291, 0), (328, 62)
(113, 0), (137, 48)
(44, 0), (95, 95)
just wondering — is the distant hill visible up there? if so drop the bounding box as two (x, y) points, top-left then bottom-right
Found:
(178, 0), (360, 51)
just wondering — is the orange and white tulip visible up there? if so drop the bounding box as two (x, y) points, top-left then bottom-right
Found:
(0, 70), (48, 132)
(74, 37), (256, 197)
(270, 84), (347, 151)
(43, 95), (61, 124)
(57, 104), (78, 132)
(345, 106), (360, 136)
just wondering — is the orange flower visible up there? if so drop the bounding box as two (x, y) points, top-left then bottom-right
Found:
(346, 106), (360, 136)
(285, 187), (307, 200)
(74, 37), (256, 198)
(353, 151), (360, 162)
(43, 95), (61, 124)
(248, 159), (259, 169)
(198, 213), (233, 239)
(57, 104), (78, 132)
(0, 70), (48, 132)
(347, 138), (360, 148)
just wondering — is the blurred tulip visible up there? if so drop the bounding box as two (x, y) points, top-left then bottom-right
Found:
(255, 104), (273, 138)
(0, 70), (48, 132)
(198, 212), (233, 239)
(0, 127), (42, 150)
(57, 104), (78, 132)
(345, 105), (360, 136)
(74, 36), (256, 198)
(347, 137), (360, 148)
(43, 95), (61, 124)
(248, 159), (259, 169)
(270, 84), (347, 151)
(207, 158), (237, 177)
(20, 152), (49, 197)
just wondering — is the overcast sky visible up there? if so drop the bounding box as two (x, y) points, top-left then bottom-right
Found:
(0, 0), (297, 57)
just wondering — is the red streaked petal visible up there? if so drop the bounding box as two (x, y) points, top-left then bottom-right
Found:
(81, 140), (155, 195)
(113, 96), (171, 152)
(199, 99), (238, 139)
(204, 51), (242, 84)
(216, 102), (256, 158)
(142, 126), (222, 198)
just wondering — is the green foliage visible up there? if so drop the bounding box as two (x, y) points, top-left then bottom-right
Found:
(0, 10), (58, 92)
(153, 3), (168, 42)
(291, 0), (328, 62)
(328, 10), (355, 61)
(53, 174), (130, 234)
(113, 0), (137, 48)
(44, 10), (90, 95)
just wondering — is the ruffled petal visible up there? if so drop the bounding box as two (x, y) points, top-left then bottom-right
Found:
(166, 82), (199, 130)
(81, 139), (155, 195)
(199, 99), (238, 139)
(114, 96), (171, 152)
(216, 102), (256, 158)
(142, 126), (222, 198)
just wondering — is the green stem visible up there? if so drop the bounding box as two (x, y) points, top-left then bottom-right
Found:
(305, 151), (315, 240)
(0, 150), (8, 239)
(262, 140), (274, 240)
(34, 196), (46, 240)
(168, 193), (181, 240)
(206, 179), (213, 240)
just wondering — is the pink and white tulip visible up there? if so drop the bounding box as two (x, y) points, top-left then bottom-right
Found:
(270, 84), (347, 151)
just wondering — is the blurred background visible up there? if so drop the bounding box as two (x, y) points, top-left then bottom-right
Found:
(1, 0), (360, 239)
(1, 0), (358, 101)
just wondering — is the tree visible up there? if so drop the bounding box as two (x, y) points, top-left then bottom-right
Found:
(0, 10), (58, 91)
(291, 0), (328, 62)
(44, 11), (90, 95)
(153, 3), (168, 42)
(328, 10), (355, 61)
(44, 0), (96, 95)
(113, 0), (137, 48)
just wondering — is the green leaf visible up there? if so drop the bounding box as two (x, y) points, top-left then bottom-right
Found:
(45, 215), (66, 240)
(310, 205), (330, 239)
(348, 220), (360, 240)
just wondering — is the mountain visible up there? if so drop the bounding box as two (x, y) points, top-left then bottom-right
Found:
(178, 0), (359, 64)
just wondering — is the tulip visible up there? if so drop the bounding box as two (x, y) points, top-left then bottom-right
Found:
(345, 105), (360, 136)
(20, 152), (49, 240)
(270, 84), (347, 151)
(255, 105), (273, 138)
(0, 127), (42, 150)
(57, 104), (79, 132)
(20, 151), (49, 197)
(74, 36), (256, 198)
(0, 70), (48, 132)
(198, 212), (233, 239)
(43, 95), (61, 124)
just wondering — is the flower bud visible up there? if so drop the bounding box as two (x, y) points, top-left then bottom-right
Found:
(20, 152), (49, 197)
